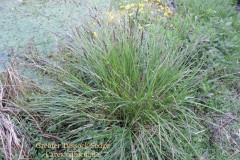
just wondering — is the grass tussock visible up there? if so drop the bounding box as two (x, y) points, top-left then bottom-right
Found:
(23, 12), (213, 159)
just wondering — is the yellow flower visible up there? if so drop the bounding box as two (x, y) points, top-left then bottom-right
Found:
(167, 8), (173, 14)
(130, 3), (135, 7)
(160, 5), (164, 10)
(138, 2), (144, 7)
(163, 12), (169, 17)
(138, 24), (143, 30)
(170, 24), (174, 28)
(125, 4), (132, 10)
(157, 0), (161, 2)
(93, 32), (98, 38)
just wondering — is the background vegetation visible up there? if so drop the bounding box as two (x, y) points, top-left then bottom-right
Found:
(0, 0), (239, 159)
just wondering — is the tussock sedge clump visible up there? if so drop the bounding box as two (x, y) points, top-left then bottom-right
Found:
(23, 9), (210, 159)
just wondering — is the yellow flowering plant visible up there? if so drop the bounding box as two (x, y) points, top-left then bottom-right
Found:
(117, 0), (177, 29)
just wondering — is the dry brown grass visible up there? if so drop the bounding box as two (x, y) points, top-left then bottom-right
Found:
(0, 62), (31, 160)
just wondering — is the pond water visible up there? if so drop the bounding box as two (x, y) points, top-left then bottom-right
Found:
(0, 0), (110, 71)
